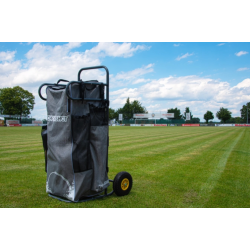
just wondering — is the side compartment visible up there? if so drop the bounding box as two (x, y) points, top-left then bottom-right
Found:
(90, 125), (109, 192)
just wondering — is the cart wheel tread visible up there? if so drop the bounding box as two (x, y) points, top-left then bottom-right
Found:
(113, 171), (132, 196)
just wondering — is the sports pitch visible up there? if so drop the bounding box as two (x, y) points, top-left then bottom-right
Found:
(0, 126), (249, 208)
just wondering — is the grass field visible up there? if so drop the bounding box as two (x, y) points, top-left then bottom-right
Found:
(0, 126), (249, 208)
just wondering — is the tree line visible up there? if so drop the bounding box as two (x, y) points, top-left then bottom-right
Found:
(109, 97), (250, 124)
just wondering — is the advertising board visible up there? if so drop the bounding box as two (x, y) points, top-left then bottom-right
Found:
(215, 124), (235, 127)
(182, 124), (200, 127)
(22, 124), (43, 126)
(7, 124), (22, 127)
(134, 113), (174, 119)
(32, 120), (42, 124)
(154, 124), (167, 126)
(6, 120), (19, 125)
(235, 124), (250, 127)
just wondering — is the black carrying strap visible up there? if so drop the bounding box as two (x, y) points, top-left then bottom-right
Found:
(100, 83), (104, 101)
(41, 126), (48, 172)
(79, 83), (86, 103)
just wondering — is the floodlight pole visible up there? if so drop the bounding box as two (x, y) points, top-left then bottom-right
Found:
(247, 107), (248, 124)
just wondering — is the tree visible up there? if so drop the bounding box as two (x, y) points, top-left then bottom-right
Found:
(240, 102), (250, 123)
(109, 108), (118, 120)
(0, 101), (3, 114)
(117, 97), (147, 119)
(226, 117), (243, 124)
(167, 107), (182, 120)
(131, 100), (147, 114)
(216, 107), (232, 123)
(0, 89), (3, 114)
(0, 86), (35, 120)
(190, 117), (200, 123)
(204, 111), (214, 123)
(183, 107), (193, 120)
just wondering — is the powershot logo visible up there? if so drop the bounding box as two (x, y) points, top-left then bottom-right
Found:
(47, 115), (69, 122)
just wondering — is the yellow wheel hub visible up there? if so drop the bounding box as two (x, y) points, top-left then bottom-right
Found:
(121, 178), (129, 191)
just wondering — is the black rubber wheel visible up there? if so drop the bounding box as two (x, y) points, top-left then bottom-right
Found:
(113, 171), (133, 196)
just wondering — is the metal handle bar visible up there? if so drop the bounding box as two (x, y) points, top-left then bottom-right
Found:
(38, 83), (66, 101)
(77, 65), (109, 102)
(66, 81), (107, 101)
(77, 65), (109, 82)
(56, 79), (69, 84)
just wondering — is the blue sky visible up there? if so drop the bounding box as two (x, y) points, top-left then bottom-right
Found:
(0, 42), (249, 121)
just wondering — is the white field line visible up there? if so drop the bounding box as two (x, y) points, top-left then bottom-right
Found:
(198, 130), (244, 206)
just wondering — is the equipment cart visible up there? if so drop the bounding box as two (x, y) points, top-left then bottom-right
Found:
(39, 65), (132, 202)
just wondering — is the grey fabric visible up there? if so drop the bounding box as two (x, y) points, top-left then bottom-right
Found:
(74, 169), (94, 200)
(45, 82), (109, 202)
(90, 126), (109, 192)
(46, 87), (75, 201)
(85, 84), (102, 103)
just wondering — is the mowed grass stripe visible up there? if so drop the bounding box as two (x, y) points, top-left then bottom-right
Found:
(110, 127), (212, 148)
(109, 128), (237, 162)
(202, 128), (250, 208)
(197, 129), (244, 207)
(0, 144), (43, 155)
(110, 129), (231, 154)
(109, 127), (206, 143)
(109, 128), (239, 178)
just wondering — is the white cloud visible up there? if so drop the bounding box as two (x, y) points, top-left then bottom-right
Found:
(132, 78), (151, 84)
(176, 53), (194, 61)
(0, 43), (103, 88)
(235, 78), (250, 89)
(0, 51), (16, 61)
(89, 42), (150, 58)
(237, 67), (249, 71)
(217, 43), (225, 46)
(110, 88), (141, 107)
(142, 76), (229, 102)
(235, 51), (248, 56)
(111, 64), (154, 87)
(173, 44), (180, 47)
(115, 64), (153, 81)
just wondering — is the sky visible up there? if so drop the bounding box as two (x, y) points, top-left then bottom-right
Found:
(0, 42), (249, 121)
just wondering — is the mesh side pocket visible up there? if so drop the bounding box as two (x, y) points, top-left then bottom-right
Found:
(90, 106), (108, 126)
(71, 115), (91, 173)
